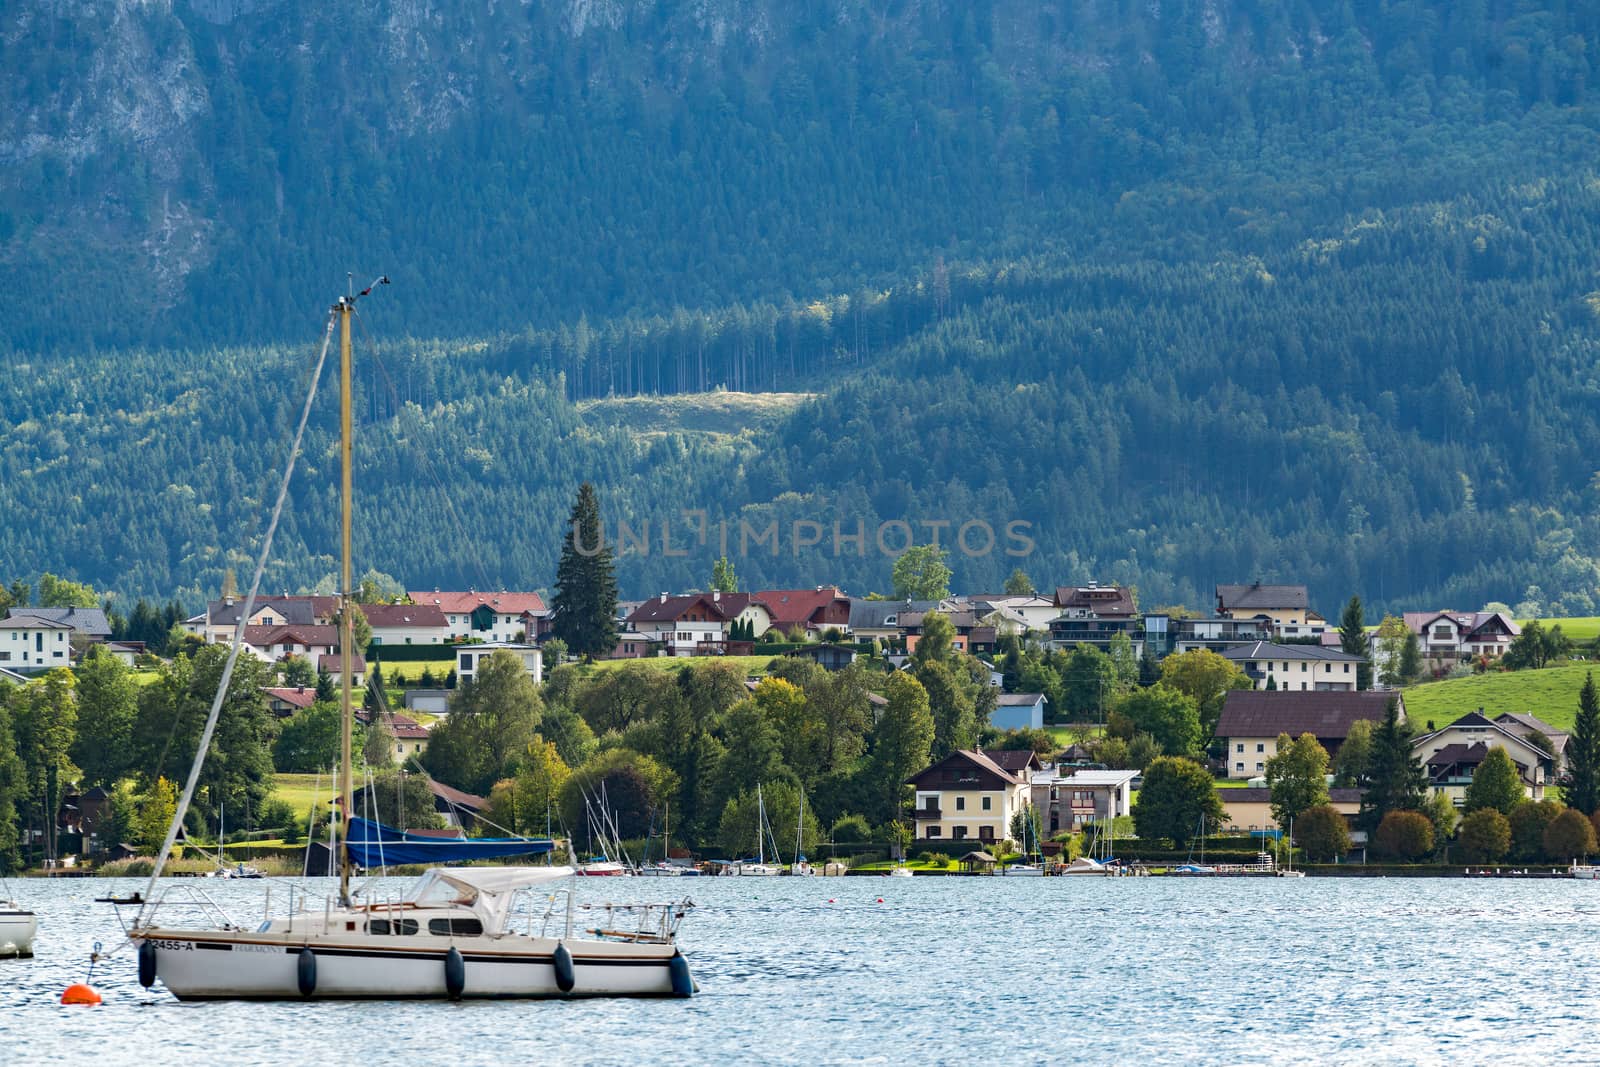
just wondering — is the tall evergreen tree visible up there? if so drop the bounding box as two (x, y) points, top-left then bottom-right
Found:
(1358, 698), (1427, 831)
(551, 482), (619, 659)
(1563, 672), (1600, 815)
(1339, 596), (1372, 691)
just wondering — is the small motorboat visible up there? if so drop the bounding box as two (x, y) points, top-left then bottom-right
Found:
(1001, 863), (1044, 876)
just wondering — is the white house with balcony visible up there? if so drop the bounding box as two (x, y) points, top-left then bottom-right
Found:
(907, 749), (1037, 844)
(1222, 641), (1363, 691)
(455, 644), (543, 687)
(409, 590), (547, 644)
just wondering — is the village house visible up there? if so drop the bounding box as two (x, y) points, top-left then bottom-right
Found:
(1030, 767), (1137, 833)
(1216, 690), (1400, 779)
(360, 602), (449, 647)
(318, 652), (366, 687)
(262, 685), (318, 717)
(1221, 641), (1364, 692)
(0, 616), (74, 672)
(847, 599), (940, 645)
(356, 709), (430, 762)
(456, 643), (542, 685)
(975, 594), (1061, 632)
(201, 595), (339, 644)
(705, 592), (773, 639)
(784, 643), (859, 672)
(1410, 711), (1555, 807)
(1215, 582), (1326, 640)
(408, 590), (547, 644)
(991, 692), (1046, 731)
(609, 631), (656, 659)
(907, 749), (1035, 844)
(1401, 611), (1520, 663)
(1047, 583), (1142, 654)
(755, 587), (851, 637)
(1157, 614), (1275, 656)
(5, 605), (112, 641)
(626, 593), (734, 657)
(1216, 787), (1366, 837)
(241, 623), (339, 665)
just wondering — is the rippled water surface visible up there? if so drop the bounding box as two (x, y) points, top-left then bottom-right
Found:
(3, 874), (1598, 1064)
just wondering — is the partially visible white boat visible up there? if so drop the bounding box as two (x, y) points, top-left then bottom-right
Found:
(1001, 863), (1044, 876)
(0, 900), (36, 958)
(1059, 856), (1112, 877)
(1571, 863), (1600, 880)
(577, 860), (631, 877)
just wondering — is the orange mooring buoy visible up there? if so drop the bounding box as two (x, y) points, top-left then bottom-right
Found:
(61, 983), (102, 1006)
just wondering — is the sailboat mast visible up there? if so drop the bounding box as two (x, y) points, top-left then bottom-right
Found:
(337, 294), (356, 906)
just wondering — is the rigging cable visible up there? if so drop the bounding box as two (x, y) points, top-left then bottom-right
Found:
(135, 307), (339, 926)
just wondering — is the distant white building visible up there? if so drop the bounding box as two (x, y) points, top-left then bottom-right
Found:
(409, 591), (547, 644)
(0, 616), (74, 672)
(455, 644), (543, 687)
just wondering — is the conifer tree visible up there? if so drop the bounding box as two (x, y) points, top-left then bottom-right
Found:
(1339, 596), (1372, 691)
(1358, 697), (1427, 831)
(1563, 672), (1600, 815)
(551, 482), (619, 659)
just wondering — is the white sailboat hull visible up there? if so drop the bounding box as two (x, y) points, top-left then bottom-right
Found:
(137, 929), (684, 1000)
(0, 910), (36, 957)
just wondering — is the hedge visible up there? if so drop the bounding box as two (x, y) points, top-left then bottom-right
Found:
(363, 644), (463, 663)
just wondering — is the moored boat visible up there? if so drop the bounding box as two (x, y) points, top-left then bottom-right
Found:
(0, 901), (36, 958)
(128, 867), (694, 1000)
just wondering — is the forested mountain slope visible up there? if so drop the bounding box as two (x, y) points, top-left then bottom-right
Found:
(3, 1), (1600, 615)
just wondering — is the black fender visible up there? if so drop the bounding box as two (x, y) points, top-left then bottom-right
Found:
(444, 946), (466, 1000)
(137, 940), (157, 989)
(553, 941), (575, 993)
(668, 951), (695, 998)
(297, 946), (317, 997)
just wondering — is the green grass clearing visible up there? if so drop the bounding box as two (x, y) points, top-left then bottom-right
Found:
(373, 659), (456, 683)
(1402, 663), (1597, 734)
(270, 772), (337, 816)
(1523, 617), (1600, 643)
(575, 655), (776, 677)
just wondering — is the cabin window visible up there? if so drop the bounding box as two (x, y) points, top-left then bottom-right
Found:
(368, 918), (419, 936)
(429, 917), (483, 937)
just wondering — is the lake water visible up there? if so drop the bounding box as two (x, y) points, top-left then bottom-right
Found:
(3, 874), (1598, 1065)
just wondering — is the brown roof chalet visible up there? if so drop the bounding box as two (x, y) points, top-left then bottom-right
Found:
(1216, 691), (1399, 742)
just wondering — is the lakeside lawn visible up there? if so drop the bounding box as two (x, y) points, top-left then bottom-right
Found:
(1402, 662), (1597, 733)
(575, 655), (776, 677)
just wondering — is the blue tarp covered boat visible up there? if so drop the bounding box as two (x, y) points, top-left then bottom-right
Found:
(344, 816), (554, 868)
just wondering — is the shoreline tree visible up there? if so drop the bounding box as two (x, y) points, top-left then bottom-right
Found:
(1358, 697), (1426, 832)
(1563, 672), (1600, 815)
(1266, 732), (1331, 829)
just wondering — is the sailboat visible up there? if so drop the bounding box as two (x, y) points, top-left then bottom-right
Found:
(120, 286), (696, 999)
(1002, 808), (1044, 876)
(789, 793), (813, 876)
(733, 784), (782, 876)
(1275, 816), (1306, 878)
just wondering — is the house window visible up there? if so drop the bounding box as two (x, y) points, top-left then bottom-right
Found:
(926, 826), (941, 838)
(1301, 682), (1307, 690)
(952, 826), (968, 840)
(1236, 744), (1244, 753)
(1301, 663), (1307, 672)
(1235, 762), (1245, 772)
(981, 797), (991, 811)
(1344, 664), (1350, 673)
(1256, 743), (1265, 753)
(955, 797), (965, 811)
(1256, 763), (1264, 772)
